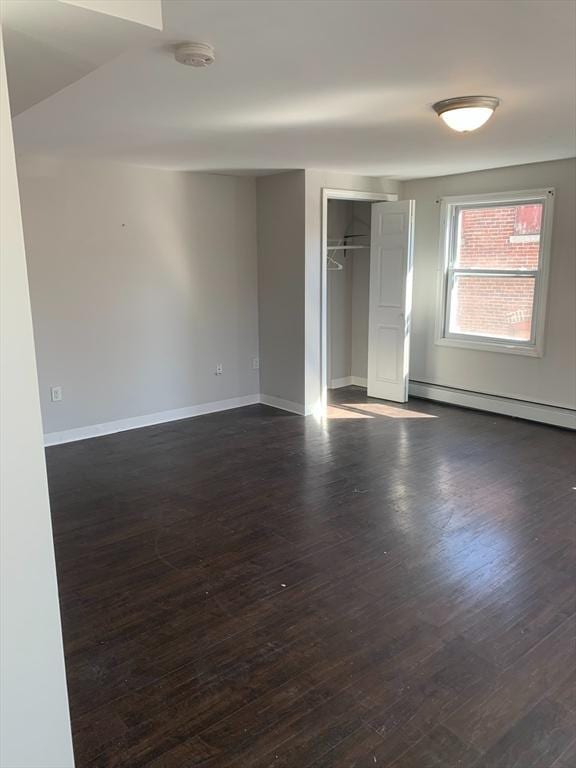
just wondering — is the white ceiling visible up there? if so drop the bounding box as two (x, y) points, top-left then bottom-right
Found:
(5, 0), (576, 179)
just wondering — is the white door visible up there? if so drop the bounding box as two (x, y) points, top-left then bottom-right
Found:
(367, 200), (415, 402)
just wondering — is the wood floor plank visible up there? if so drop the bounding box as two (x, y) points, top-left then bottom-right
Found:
(444, 616), (576, 752)
(549, 668), (576, 714)
(472, 698), (576, 768)
(387, 725), (481, 768)
(306, 724), (411, 768)
(550, 738), (576, 767)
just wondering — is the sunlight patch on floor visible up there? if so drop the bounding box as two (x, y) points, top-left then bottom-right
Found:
(326, 405), (373, 419)
(327, 403), (438, 419)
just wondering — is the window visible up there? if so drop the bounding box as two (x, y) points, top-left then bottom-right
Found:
(437, 189), (554, 356)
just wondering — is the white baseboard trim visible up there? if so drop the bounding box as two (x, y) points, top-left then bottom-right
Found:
(409, 381), (576, 430)
(44, 394), (261, 446)
(46, 380), (571, 446)
(329, 376), (367, 389)
(259, 394), (308, 416)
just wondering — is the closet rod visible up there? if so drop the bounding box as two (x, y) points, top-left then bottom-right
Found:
(327, 233), (366, 240)
(328, 244), (370, 251)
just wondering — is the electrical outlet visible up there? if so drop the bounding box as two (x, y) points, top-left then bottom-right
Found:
(252, 357), (260, 370)
(215, 364), (223, 376)
(50, 385), (63, 402)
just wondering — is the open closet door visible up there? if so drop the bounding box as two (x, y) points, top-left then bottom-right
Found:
(367, 200), (415, 402)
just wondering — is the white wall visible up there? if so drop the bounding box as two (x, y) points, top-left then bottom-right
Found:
(256, 171), (306, 410)
(0, 32), (74, 768)
(404, 158), (576, 410)
(17, 157), (260, 436)
(304, 171), (401, 413)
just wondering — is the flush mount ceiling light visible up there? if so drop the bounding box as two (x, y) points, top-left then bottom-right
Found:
(433, 95), (500, 132)
(174, 42), (215, 67)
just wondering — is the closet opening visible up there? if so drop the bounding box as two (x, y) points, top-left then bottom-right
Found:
(321, 188), (415, 415)
(327, 198), (372, 391)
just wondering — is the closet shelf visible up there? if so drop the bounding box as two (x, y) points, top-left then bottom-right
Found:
(328, 244), (370, 250)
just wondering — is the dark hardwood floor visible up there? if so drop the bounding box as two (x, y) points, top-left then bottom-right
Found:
(47, 387), (576, 767)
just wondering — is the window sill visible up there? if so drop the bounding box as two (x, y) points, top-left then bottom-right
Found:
(435, 336), (543, 357)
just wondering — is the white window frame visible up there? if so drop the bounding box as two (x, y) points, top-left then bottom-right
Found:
(436, 188), (555, 357)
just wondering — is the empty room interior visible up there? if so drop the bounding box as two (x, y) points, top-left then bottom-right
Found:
(2, 1), (576, 767)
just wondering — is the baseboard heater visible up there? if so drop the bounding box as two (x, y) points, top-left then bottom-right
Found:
(409, 380), (575, 430)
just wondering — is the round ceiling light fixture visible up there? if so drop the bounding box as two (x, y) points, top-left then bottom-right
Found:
(433, 95), (500, 132)
(174, 42), (215, 67)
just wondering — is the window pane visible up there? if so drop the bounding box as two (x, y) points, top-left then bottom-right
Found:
(449, 275), (535, 341)
(455, 204), (542, 270)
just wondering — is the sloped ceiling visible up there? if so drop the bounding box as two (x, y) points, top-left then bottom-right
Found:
(1, 0), (162, 115)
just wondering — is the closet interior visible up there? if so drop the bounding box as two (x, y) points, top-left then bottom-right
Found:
(327, 199), (372, 389)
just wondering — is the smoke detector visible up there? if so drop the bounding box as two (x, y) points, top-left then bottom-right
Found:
(174, 42), (215, 67)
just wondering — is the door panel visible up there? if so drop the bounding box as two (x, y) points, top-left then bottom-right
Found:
(367, 200), (415, 402)
(375, 325), (400, 381)
(378, 246), (404, 307)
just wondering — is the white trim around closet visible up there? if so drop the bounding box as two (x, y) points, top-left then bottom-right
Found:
(321, 188), (398, 417)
